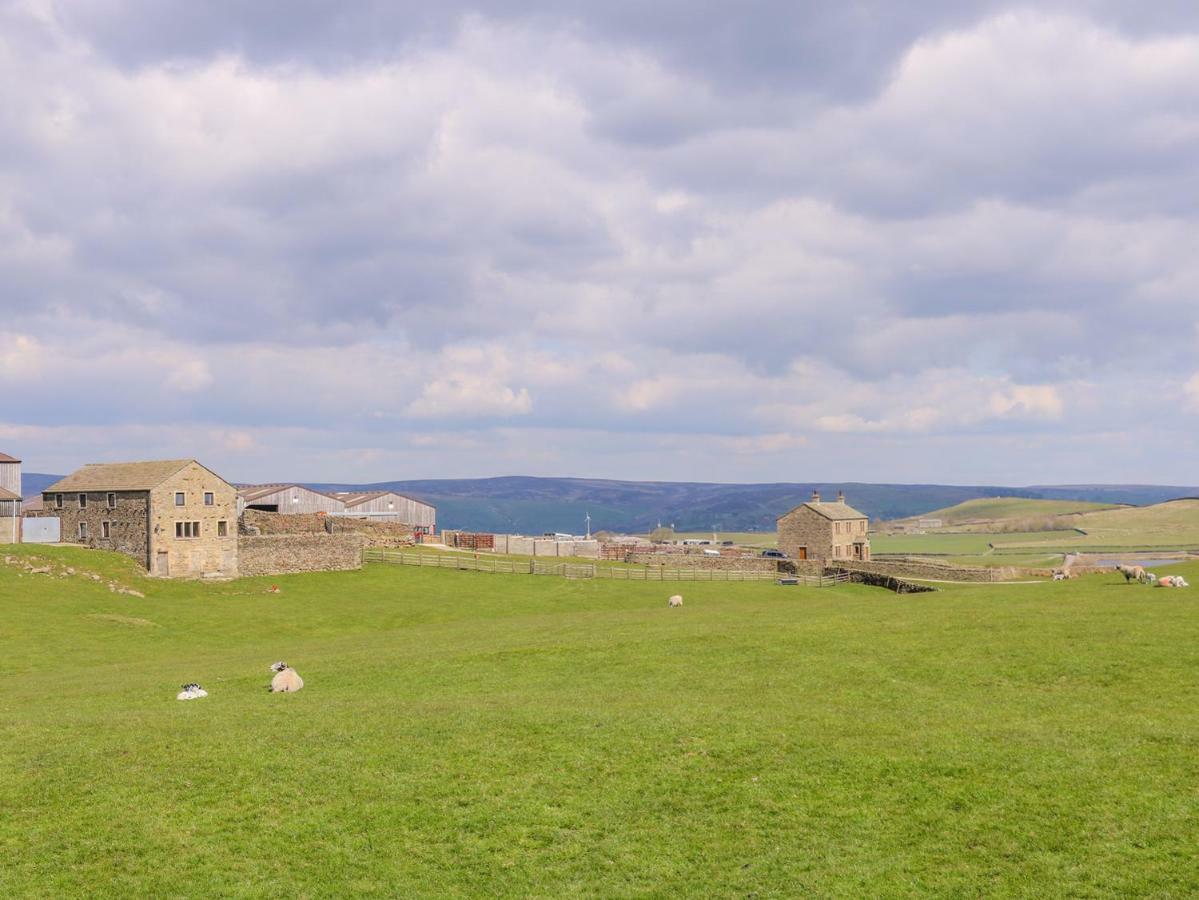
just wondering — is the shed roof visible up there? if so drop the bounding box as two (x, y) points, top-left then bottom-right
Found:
(0, 486), (20, 501)
(46, 459), (200, 492)
(335, 489), (431, 509)
(0, 452), (20, 463)
(780, 500), (868, 522)
(238, 483), (344, 504)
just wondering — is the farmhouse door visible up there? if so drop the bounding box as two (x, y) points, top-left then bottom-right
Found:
(797, 547), (807, 560)
(156, 551), (169, 576)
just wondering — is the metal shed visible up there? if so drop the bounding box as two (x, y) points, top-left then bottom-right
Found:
(333, 491), (436, 533)
(238, 484), (348, 516)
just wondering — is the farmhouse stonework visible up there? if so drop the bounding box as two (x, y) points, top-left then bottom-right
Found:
(777, 491), (871, 566)
(45, 460), (238, 577)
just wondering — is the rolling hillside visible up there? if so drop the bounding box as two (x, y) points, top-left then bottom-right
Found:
(907, 496), (1124, 526)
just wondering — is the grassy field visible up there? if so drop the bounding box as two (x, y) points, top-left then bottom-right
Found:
(5, 545), (1199, 896)
(911, 497), (1122, 525)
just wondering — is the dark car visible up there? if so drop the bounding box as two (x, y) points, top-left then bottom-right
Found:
(761, 549), (787, 559)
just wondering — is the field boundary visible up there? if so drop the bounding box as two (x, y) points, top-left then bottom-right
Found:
(364, 548), (846, 586)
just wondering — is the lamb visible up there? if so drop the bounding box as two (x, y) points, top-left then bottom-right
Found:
(668, 594), (683, 608)
(269, 661), (304, 693)
(176, 682), (208, 701)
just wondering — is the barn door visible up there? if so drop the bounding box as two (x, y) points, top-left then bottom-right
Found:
(156, 551), (170, 576)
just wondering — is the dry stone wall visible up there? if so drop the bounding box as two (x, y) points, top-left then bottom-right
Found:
(238, 534), (364, 576)
(627, 552), (779, 573)
(825, 559), (1003, 583)
(240, 509), (413, 549)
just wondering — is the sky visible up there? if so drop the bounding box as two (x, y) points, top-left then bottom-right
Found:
(2, 0), (1198, 485)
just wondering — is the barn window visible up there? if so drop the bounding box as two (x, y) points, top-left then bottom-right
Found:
(55, 494), (63, 509)
(78, 493), (87, 509)
(79, 522), (88, 540)
(175, 492), (185, 506)
(217, 521), (228, 537)
(175, 521), (201, 539)
(106, 492), (116, 509)
(204, 492), (214, 506)
(101, 521), (111, 539)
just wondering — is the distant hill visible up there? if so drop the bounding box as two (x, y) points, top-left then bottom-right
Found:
(21, 473), (62, 497)
(306, 476), (1199, 534)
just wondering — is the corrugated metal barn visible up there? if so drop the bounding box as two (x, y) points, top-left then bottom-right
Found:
(334, 491), (436, 533)
(0, 452), (20, 544)
(238, 484), (347, 516)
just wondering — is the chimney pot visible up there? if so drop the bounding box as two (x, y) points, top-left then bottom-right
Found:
(837, 490), (845, 502)
(811, 490), (821, 503)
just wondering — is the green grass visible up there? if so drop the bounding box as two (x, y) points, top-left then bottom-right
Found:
(5, 545), (1199, 896)
(914, 496), (1122, 525)
(671, 532), (778, 548)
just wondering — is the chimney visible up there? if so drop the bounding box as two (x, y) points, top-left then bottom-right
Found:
(837, 490), (845, 503)
(810, 490), (821, 504)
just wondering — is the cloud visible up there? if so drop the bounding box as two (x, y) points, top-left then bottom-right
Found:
(1, 4), (1197, 483)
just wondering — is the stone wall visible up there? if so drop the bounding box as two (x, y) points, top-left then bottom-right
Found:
(828, 568), (937, 594)
(241, 509), (414, 549)
(824, 559), (1003, 583)
(237, 533), (364, 576)
(628, 552), (780, 572)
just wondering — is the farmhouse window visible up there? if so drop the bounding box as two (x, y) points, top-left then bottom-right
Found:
(175, 521), (201, 539)
(79, 522), (88, 540)
(106, 492), (116, 509)
(55, 494), (63, 509)
(175, 492), (185, 506)
(101, 521), (111, 539)
(78, 493), (87, 509)
(217, 521), (228, 537)
(204, 492), (214, 506)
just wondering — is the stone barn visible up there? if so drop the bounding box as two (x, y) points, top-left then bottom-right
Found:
(44, 459), (239, 577)
(777, 490), (871, 565)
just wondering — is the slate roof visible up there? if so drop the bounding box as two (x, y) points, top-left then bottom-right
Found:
(45, 459), (197, 493)
(779, 499), (868, 521)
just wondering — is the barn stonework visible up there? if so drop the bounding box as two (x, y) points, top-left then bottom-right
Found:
(44, 459), (238, 577)
(777, 491), (871, 565)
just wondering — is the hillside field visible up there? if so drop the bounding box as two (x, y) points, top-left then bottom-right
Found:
(909, 496), (1122, 525)
(4, 546), (1199, 896)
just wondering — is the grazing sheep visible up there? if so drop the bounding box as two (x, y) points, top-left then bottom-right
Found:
(1052, 572), (1067, 581)
(176, 682), (208, 701)
(269, 661), (304, 693)
(1116, 564), (1147, 583)
(668, 594), (683, 608)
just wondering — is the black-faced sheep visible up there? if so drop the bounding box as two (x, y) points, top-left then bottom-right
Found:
(668, 594), (683, 608)
(269, 661), (304, 693)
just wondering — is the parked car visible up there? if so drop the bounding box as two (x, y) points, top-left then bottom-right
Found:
(761, 549), (787, 559)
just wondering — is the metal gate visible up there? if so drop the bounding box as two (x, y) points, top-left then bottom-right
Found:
(22, 517), (60, 544)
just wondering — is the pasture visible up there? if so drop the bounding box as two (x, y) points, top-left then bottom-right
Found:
(3, 546), (1199, 897)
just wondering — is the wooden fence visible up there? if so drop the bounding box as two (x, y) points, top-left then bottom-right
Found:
(363, 549), (846, 586)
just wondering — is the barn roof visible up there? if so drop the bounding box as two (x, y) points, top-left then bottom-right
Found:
(0, 486), (20, 501)
(335, 489), (432, 509)
(238, 483), (344, 503)
(0, 452), (20, 463)
(46, 459), (199, 492)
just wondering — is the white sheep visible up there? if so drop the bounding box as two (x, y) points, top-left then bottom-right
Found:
(668, 594), (683, 608)
(176, 682), (208, 701)
(269, 661), (304, 693)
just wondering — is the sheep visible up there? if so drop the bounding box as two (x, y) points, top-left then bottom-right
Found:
(1115, 564), (1147, 583)
(1052, 572), (1067, 581)
(176, 682), (208, 701)
(269, 661), (304, 693)
(1157, 576), (1189, 588)
(668, 594), (683, 608)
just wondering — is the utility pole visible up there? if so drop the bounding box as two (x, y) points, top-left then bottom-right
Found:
(585, 511), (591, 540)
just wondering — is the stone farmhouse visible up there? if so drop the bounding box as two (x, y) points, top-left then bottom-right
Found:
(777, 490), (871, 564)
(44, 459), (238, 577)
(0, 452), (20, 544)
